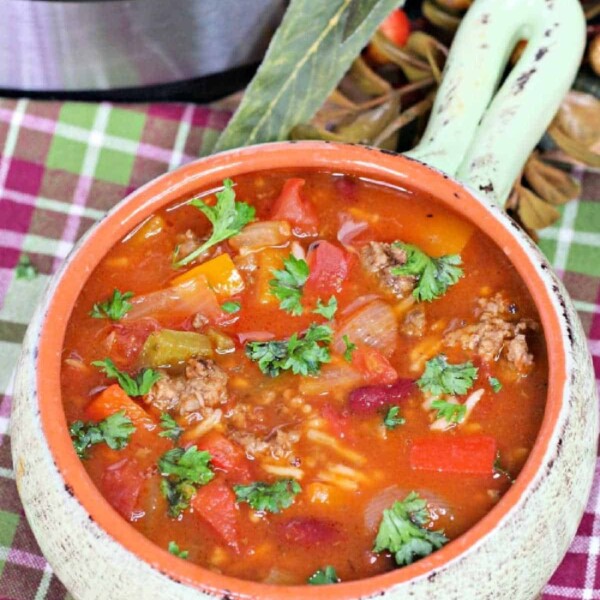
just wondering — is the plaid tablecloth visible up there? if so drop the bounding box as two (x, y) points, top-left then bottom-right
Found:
(0, 98), (598, 600)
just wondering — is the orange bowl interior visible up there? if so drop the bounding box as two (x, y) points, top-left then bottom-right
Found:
(36, 142), (566, 599)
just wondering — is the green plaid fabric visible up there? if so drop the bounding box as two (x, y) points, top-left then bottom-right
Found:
(0, 98), (598, 599)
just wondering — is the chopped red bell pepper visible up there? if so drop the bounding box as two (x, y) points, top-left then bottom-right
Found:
(191, 479), (241, 552)
(304, 240), (351, 295)
(410, 435), (498, 476)
(271, 178), (318, 236)
(101, 458), (145, 520)
(196, 431), (252, 483)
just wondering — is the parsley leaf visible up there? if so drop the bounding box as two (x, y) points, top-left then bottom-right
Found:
(373, 491), (448, 566)
(89, 289), (134, 320)
(158, 446), (215, 517)
(489, 376), (502, 393)
(313, 296), (338, 320)
(234, 479), (301, 513)
(221, 300), (241, 314)
(158, 413), (184, 442)
(430, 399), (466, 424)
(417, 355), (478, 397)
(15, 255), (38, 280)
(308, 566), (340, 585)
(391, 242), (463, 302)
(174, 179), (255, 268)
(167, 541), (188, 559)
(69, 411), (135, 459)
(342, 334), (357, 362)
(245, 323), (332, 377)
(270, 255), (310, 316)
(384, 405), (405, 429)
(92, 358), (161, 396)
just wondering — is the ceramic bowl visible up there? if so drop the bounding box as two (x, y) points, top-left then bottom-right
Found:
(11, 141), (598, 600)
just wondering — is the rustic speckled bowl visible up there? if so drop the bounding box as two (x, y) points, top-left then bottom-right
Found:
(11, 0), (597, 598)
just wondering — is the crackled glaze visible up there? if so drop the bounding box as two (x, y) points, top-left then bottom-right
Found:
(11, 142), (598, 600)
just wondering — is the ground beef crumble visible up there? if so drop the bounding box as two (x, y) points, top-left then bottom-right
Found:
(144, 359), (228, 415)
(402, 307), (426, 337)
(359, 242), (415, 299)
(444, 293), (536, 371)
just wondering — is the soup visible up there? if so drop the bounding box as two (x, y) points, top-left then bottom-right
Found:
(60, 170), (548, 586)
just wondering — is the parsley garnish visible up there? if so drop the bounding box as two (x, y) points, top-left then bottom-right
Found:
(158, 413), (184, 442)
(489, 376), (502, 393)
(373, 491), (448, 566)
(245, 323), (332, 377)
(158, 446), (215, 518)
(342, 335), (357, 362)
(167, 541), (188, 559)
(269, 255), (310, 316)
(308, 566), (340, 585)
(15, 255), (38, 280)
(69, 411), (135, 459)
(391, 242), (463, 302)
(173, 179), (255, 268)
(313, 296), (338, 320)
(89, 289), (134, 320)
(430, 399), (466, 424)
(417, 355), (478, 397)
(384, 405), (405, 429)
(92, 358), (161, 397)
(234, 479), (301, 513)
(221, 300), (241, 314)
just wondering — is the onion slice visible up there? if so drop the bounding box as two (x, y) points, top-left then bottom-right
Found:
(333, 300), (398, 357)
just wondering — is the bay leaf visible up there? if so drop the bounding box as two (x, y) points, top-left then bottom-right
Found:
(212, 0), (405, 154)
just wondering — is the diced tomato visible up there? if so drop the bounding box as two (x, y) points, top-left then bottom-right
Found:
(321, 403), (352, 440)
(279, 518), (341, 547)
(106, 318), (159, 366)
(304, 241), (351, 295)
(352, 345), (398, 385)
(379, 8), (411, 47)
(196, 432), (252, 483)
(85, 384), (155, 429)
(410, 435), (498, 476)
(270, 179), (318, 236)
(101, 458), (145, 520)
(347, 378), (415, 415)
(191, 479), (241, 552)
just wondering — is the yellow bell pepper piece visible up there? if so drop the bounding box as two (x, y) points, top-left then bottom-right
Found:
(171, 253), (244, 298)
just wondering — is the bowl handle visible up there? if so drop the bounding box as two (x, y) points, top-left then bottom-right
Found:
(404, 0), (585, 205)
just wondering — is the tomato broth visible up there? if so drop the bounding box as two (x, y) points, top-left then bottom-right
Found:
(60, 170), (548, 585)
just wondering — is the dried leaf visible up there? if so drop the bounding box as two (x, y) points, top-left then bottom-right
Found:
(434, 0), (473, 9)
(348, 56), (392, 96)
(422, 0), (462, 32)
(212, 0), (405, 153)
(369, 31), (433, 81)
(523, 153), (581, 205)
(291, 94), (400, 147)
(372, 92), (435, 146)
(516, 187), (561, 230)
(547, 91), (600, 167)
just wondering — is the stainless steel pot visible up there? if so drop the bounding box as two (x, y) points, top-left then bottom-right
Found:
(0, 0), (286, 92)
